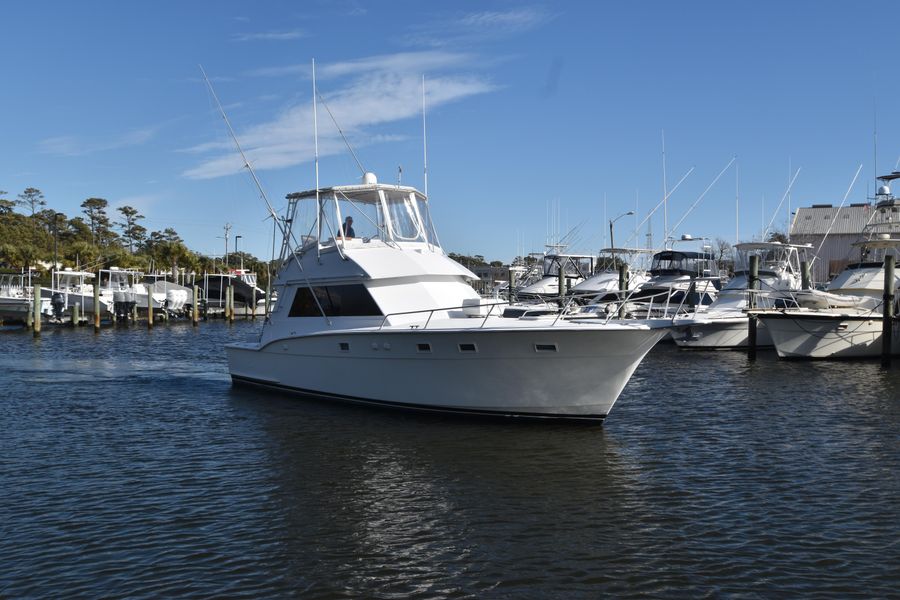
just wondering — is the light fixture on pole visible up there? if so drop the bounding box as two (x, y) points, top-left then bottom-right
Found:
(609, 211), (635, 266)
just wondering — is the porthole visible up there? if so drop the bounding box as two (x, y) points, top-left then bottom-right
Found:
(458, 343), (477, 353)
(417, 343), (431, 353)
(339, 342), (350, 352)
(534, 343), (558, 353)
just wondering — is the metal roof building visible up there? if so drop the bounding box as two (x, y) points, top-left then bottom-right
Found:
(788, 203), (873, 284)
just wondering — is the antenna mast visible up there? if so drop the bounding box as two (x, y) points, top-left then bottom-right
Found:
(422, 75), (429, 197)
(735, 162), (740, 245)
(787, 157), (791, 241)
(313, 58), (321, 259)
(662, 129), (668, 240)
(873, 95), (878, 190)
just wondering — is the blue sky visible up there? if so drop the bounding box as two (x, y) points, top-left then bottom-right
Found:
(3, 1), (900, 263)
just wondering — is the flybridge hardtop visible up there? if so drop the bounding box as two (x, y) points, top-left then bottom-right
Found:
(290, 181), (427, 201)
(649, 250), (718, 277)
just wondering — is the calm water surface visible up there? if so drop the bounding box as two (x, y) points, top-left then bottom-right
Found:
(1, 321), (899, 598)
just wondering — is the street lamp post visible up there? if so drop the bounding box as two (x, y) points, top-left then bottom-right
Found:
(609, 211), (635, 267)
(235, 235), (243, 272)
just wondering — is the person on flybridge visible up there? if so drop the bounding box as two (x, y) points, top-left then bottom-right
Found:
(341, 216), (355, 238)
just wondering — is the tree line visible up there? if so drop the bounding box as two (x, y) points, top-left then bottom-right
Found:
(0, 187), (270, 287)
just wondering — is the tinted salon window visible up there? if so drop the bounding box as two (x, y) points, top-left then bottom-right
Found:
(289, 285), (382, 317)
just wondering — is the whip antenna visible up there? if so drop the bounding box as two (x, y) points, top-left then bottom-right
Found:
(315, 89), (366, 176)
(313, 58), (321, 258)
(423, 75), (429, 197)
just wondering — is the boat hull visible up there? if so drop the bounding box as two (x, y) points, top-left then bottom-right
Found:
(671, 316), (773, 349)
(227, 326), (668, 421)
(758, 312), (900, 359)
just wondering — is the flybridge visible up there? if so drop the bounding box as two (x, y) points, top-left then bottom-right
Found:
(283, 172), (439, 256)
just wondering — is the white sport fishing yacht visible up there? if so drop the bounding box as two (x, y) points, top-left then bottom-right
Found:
(671, 242), (811, 348)
(568, 247), (651, 303)
(756, 174), (900, 359)
(616, 239), (723, 318)
(227, 173), (670, 421)
(515, 249), (594, 300)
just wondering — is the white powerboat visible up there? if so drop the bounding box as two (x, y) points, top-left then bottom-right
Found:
(515, 249), (594, 300)
(102, 267), (169, 312)
(756, 241), (900, 358)
(569, 247), (651, 303)
(756, 174), (900, 359)
(0, 273), (48, 321)
(671, 242), (811, 348)
(41, 269), (111, 317)
(227, 173), (669, 421)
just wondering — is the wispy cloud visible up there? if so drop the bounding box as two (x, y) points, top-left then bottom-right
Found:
(232, 29), (305, 42)
(247, 51), (473, 79)
(183, 69), (495, 179)
(39, 127), (158, 157)
(407, 6), (555, 48)
(459, 8), (552, 32)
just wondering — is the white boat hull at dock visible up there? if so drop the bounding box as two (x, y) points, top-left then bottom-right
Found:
(671, 315), (773, 349)
(758, 312), (900, 359)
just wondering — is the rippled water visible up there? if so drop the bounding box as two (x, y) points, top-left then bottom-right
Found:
(1, 321), (899, 598)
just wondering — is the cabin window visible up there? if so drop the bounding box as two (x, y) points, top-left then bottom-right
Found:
(417, 343), (431, 353)
(458, 343), (477, 353)
(339, 342), (350, 352)
(384, 192), (427, 241)
(534, 343), (558, 353)
(288, 284), (382, 317)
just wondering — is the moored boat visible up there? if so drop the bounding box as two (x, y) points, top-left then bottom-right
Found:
(227, 173), (669, 421)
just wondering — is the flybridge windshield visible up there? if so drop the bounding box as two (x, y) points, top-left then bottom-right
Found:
(734, 245), (801, 274)
(650, 252), (716, 276)
(292, 186), (438, 249)
(542, 256), (593, 277)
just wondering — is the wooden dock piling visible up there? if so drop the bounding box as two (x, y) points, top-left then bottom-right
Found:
(32, 284), (41, 336)
(748, 254), (759, 360)
(146, 284), (154, 329)
(93, 281), (101, 332)
(192, 285), (199, 326)
(883, 255), (895, 367)
(800, 260), (811, 290)
(72, 302), (80, 327)
(618, 265), (628, 319)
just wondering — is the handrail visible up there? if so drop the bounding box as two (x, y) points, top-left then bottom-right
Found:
(376, 298), (574, 331)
